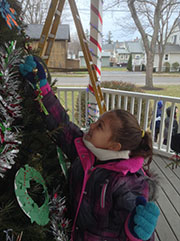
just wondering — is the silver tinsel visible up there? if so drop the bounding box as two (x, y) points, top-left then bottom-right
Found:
(0, 41), (22, 177)
(49, 191), (70, 241)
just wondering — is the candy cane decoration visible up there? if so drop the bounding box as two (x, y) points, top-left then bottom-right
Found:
(88, 0), (103, 123)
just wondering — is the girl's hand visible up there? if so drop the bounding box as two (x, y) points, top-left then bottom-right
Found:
(19, 56), (46, 87)
(134, 197), (160, 240)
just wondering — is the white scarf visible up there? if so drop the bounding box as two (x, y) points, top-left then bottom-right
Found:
(83, 137), (130, 161)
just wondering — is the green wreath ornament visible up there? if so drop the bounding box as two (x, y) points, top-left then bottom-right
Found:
(14, 164), (50, 226)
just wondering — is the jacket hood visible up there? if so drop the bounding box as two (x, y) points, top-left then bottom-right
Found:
(166, 106), (171, 117)
(157, 100), (163, 109)
(166, 106), (178, 117)
(96, 156), (144, 175)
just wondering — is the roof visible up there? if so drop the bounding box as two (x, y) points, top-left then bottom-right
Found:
(26, 24), (70, 41)
(116, 48), (129, 54)
(102, 43), (115, 52)
(102, 51), (111, 57)
(79, 51), (111, 57)
(158, 44), (180, 54)
(114, 41), (126, 49)
(125, 40), (144, 53)
(154, 43), (180, 54)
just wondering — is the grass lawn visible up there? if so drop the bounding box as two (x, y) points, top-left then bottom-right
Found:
(50, 67), (127, 77)
(140, 85), (180, 120)
(140, 85), (180, 98)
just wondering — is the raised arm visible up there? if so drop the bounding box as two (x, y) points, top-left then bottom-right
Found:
(19, 55), (83, 162)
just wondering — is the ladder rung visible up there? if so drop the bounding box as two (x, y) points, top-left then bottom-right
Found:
(48, 33), (55, 38)
(56, 10), (61, 16)
(39, 35), (46, 44)
(76, 15), (80, 20)
(96, 81), (100, 87)
(42, 56), (49, 59)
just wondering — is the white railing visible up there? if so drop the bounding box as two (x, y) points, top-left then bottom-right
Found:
(56, 86), (180, 157)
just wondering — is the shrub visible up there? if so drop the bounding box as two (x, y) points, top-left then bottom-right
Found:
(127, 54), (132, 71)
(142, 64), (146, 71)
(75, 81), (152, 129)
(172, 62), (179, 72)
(163, 62), (170, 72)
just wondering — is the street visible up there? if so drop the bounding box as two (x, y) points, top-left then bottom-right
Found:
(53, 71), (180, 86)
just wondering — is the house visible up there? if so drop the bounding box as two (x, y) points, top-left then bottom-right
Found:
(101, 51), (111, 67)
(79, 51), (111, 67)
(79, 36), (180, 71)
(102, 40), (145, 70)
(102, 43), (116, 66)
(116, 48), (130, 67)
(154, 44), (180, 72)
(167, 19), (180, 45)
(125, 40), (145, 71)
(26, 23), (79, 69)
(79, 51), (86, 67)
(102, 43), (116, 55)
(79, 40), (145, 69)
(152, 19), (180, 72)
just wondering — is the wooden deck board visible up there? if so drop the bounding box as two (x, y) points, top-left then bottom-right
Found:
(152, 154), (180, 241)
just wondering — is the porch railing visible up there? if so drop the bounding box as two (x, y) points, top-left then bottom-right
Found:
(56, 86), (180, 157)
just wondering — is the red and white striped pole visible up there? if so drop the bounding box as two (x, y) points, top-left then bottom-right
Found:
(87, 0), (103, 124)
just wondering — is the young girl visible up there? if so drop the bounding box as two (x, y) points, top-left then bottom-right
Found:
(20, 56), (160, 241)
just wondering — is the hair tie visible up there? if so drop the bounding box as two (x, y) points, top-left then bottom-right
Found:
(141, 129), (145, 138)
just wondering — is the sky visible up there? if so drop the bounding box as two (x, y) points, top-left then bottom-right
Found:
(63, 0), (140, 42)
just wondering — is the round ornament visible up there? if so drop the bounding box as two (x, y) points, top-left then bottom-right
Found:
(14, 164), (50, 226)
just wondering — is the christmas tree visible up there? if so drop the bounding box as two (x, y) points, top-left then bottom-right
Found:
(0, 44), (69, 241)
(0, 2), (69, 240)
(0, 0), (26, 48)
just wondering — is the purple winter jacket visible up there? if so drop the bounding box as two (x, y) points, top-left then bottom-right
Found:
(41, 90), (156, 241)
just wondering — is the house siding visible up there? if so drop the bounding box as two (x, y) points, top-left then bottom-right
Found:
(30, 40), (68, 68)
(26, 24), (73, 69)
(154, 53), (180, 72)
(48, 41), (68, 68)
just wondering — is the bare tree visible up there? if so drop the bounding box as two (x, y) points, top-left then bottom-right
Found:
(105, 0), (180, 87)
(157, 1), (180, 72)
(20, 0), (71, 24)
(20, 0), (50, 24)
(127, 0), (163, 89)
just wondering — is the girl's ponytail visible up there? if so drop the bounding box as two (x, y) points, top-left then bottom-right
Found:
(111, 109), (153, 167)
(130, 131), (153, 167)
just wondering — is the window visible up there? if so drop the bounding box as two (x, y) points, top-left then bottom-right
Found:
(165, 54), (168, 60)
(173, 35), (177, 44)
(135, 55), (140, 60)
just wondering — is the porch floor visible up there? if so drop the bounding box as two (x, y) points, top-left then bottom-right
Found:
(152, 154), (180, 241)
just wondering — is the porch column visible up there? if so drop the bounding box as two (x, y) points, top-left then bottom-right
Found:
(87, 0), (103, 125)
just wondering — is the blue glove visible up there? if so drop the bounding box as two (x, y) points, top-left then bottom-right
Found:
(133, 197), (160, 240)
(19, 56), (47, 88)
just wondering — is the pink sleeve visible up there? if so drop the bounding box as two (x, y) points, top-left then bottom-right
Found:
(40, 83), (51, 96)
(125, 214), (142, 241)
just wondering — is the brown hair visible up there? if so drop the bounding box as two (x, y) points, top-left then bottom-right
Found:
(110, 109), (153, 161)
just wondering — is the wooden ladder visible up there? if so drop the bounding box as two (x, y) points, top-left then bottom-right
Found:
(37, 0), (106, 114)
